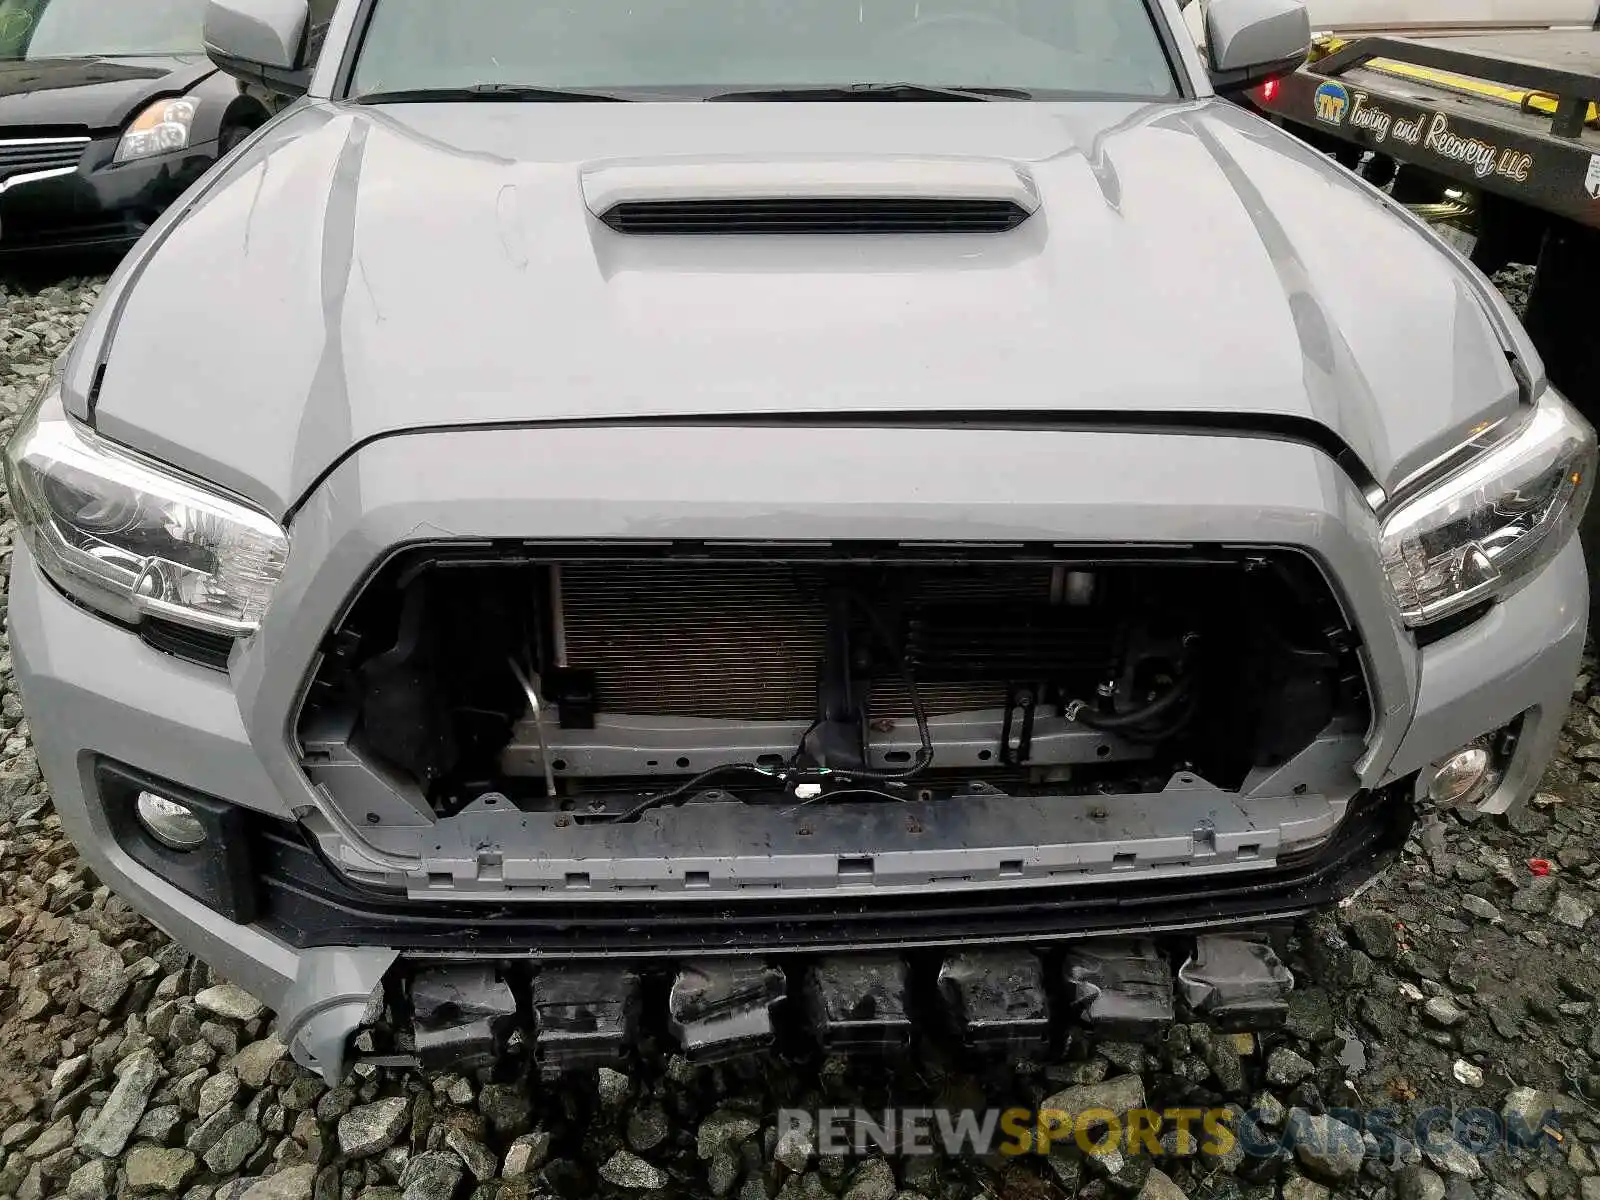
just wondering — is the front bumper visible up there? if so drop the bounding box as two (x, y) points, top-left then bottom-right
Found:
(8, 424), (1588, 1074)
(255, 784), (1415, 955)
(0, 136), (218, 255)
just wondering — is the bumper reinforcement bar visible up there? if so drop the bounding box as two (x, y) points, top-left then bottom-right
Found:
(338, 936), (1301, 1083)
(252, 791), (1412, 957)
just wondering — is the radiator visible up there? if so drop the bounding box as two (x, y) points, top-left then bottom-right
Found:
(554, 561), (1114, 721)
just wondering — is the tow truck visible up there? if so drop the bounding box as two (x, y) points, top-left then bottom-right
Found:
(1187, 0), (1600, 407)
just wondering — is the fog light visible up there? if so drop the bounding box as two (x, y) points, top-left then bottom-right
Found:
(1427, 745), (1493, 806)
(135, 790), (207, 851)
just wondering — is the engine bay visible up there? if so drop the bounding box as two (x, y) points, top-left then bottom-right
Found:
(298, 544), (1370, 824)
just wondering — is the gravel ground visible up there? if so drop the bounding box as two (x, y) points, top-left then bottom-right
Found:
(0, 268), (1596, 1200)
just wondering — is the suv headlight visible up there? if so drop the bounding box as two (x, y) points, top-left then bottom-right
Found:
(1380, 388), (1595, 628)
(3, 384), (288, 637)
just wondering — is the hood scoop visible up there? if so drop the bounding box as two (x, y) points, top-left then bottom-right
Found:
(582, 157), (1039, 234)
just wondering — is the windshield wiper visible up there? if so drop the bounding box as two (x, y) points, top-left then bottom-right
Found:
(355, 83), (633, 103)
(706, 82), (1033, 101)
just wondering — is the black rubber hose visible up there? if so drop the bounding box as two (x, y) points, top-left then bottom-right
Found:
(1115, 688), (1201, 745)
(1070, 679), (1192, 732)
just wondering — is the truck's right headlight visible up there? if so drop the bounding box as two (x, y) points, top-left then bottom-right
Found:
(4, 383), (289, 637)
(1380, 388), (1595, 628)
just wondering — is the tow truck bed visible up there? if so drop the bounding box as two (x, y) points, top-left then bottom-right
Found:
(1259, 28), (1600, 227)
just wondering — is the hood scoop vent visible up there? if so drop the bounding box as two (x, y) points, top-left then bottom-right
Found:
(602, 196), (1031, 235)
(582, 157), (1039, 235)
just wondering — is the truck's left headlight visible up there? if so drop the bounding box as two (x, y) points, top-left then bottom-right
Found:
(4, 385), (288, 637)
(1380, 387), (1595, 628)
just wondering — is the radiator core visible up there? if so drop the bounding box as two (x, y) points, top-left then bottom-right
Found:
(554, 561), (1107, 721)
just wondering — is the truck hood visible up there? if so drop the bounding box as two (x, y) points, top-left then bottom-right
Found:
(89, 98), (1520, 518)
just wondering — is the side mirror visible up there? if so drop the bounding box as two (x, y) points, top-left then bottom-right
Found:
(203, 0), (312, 98)
(1203, 0), (1311, 93)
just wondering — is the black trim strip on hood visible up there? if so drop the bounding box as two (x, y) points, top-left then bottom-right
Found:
(282, 408), (1385, 523)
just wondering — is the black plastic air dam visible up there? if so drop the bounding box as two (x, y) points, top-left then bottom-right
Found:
(249, 790), (1412, 957)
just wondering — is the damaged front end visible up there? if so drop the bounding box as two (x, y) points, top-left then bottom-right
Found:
(297, 543), (1375, 874)
(263, 541), (1405, 1079)
(285, 934), (1333, 1084)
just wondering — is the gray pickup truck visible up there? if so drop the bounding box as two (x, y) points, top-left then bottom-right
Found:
(4, 0), (1592, 1079)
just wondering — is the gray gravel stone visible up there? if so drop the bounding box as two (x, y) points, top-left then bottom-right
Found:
(628, 1105), (670, 1154)
(64, 1157), (116, 1200)
(338, 1097), (410, 1158)
(48, 1055), (91, 1100)
(1042, 1072), (1146, 1117)
(76, 1046), (162, 1157)
(126, 1146), (199, 1195)
(1290, 1111), (1366, 1182)
(597, 1066), (633, 1108)
(477, 1083), (530, 1135)
(600, 1149), (668, 1190)
(1394, 1166), (1448, 1200)
(709, 1148), (742, 1196)
(1424, 1139), (1484, 1180)
(842, 1157), (896, 1200)
(699, 1109), (761, 1160)
(502, 1130), (551, 1178)
(442, 1126), (496, 1182)
(22, 1116), (73, 1159)
(1266, 1048), (1316, 1086)
(14, 1162), (44, 1200)
(1511, 877), (1558, 915)
(134, 1104), (184, 1145)
(1348, 910), (1399, 959)
(1502, 1086), (1552, 1136)
(231, 1039), (288, 1090)
(186, 1104), (242, 1156)
(195, 984), (265, 1022)
(1139, 1168), (1189, 1200)
(76, 940), (130, 1015)
(1283, 1178), (1331, 1200)
(1205, 1035), (1246, 1094)
(277, 1075), (322, 1111)
(1422, 996), (1467, 1028)
(238, 1165), (318, 1200)
(1100, 1040), (1150, 1075)
(200, 1072), (243, 1119)
(1553, 892), (1594, 929)
(203, 1119), (264, 1174)
(170, 1067), (209, 1115)
(775, 1126), (815, 1174)
(1459, 895), (1502, 923)
(1252, 1091), (1286, 1128)
(312, 1086), (353, 1125)
(400, 1150), (464, 1200)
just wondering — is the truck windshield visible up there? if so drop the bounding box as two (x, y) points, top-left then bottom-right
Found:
(0, 0), (206, 59)
(349, 0), (1178, 100)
